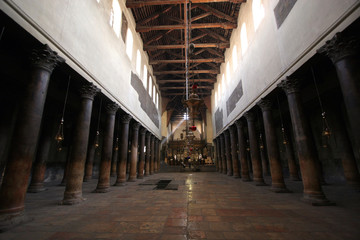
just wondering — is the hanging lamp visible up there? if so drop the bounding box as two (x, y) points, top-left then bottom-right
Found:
(94, 97), (102, 149)
(311, 66), (331, 148)
(55, 76), (71, 150)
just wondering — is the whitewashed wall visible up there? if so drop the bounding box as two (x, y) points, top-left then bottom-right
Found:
(0, 0), (161, 137)
(212, 0), (360, 137)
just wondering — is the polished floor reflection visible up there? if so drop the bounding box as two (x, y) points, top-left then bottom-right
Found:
(1, 172), (360, 240)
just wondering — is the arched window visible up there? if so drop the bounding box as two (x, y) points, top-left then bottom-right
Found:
(253, 0), (265, 31)
(143, 66), (148, 87)
(136, 50), (141, 75)
(125, 29), (133, 60)
(148, 77), (152, 96)
(153, 86), (156, 103)
(241, 23), (248, 55)
(221, 74), (226, 94)
(156, 92), (159, 109)
(110, 0), (121, 37)
(232, 45), (238, 72)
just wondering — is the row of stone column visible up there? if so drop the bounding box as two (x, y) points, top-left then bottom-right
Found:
(0, 44), (161, 231)
(214, 32), (360, 205)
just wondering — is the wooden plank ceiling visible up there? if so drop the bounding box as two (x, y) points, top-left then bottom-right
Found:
(127, 0), (245, 120)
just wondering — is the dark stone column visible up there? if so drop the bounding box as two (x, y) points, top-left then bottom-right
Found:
(229, 125), (240, 178)
(318, 33), (360, 149)
(332, 108), (360, 189)
(157, 139), (161, 172)
(213, 139), (218, 172)
(150, 135), (155, 175)
(154, 139), (158, 173)
(27, 115), (54, 193)
(0, 45), (63, 230)
(111, 119), (119, 177)
(258, 99), (289, 192)
(83, 136), (96, 182)
(60, 146), (72, 186)
(244, 112), (266, 186)
(224, 130), (233, 176)
(114, 113), (132, 186)
(279, 77), (332, 205)
(284, 127), (300, 181)
(260, 145), (270, 177)
(219, 134), (227, 174)
(128, 122), (140, 182)
(61, 83), (99, 205)
(94, 103), (119, 192)
(138, 128), (146, 179)
(216, 138), (222, 173)
(235, 120), (250, 181)
(145, 132), (151, 176)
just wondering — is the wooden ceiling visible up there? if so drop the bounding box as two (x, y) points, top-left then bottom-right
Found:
(127, 0), (245, 120)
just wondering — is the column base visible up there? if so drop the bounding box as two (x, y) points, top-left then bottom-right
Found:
(61, 191), (86, 205)
(113, 181), (127, 186)
(59, 181), (66, 186)
(0, 211), (31, 233)
(128, 178), (137, 182)
(242, 178), (252, 182)
(233, 175), (240, 178)
(92, 188), (110, 193)
(270, 187), (292, 193)
(254, 178), (267, 186)
(27, 184), (47, 193)
(301, 193), (336, 206)
(110, 172), (117, 177)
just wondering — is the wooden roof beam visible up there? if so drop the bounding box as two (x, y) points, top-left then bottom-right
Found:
(200, 29), (228, 43)
(160, 86), (213, 90)
(162, 92), (211, 96)
(144, 30), (173, 45)
(191, 12), (212, 22)
(154, 69), (219, 75)
(194, 4), (237, 23)
(127, 0), (246, 8)
(158, 79), (216, 84)
(144, 42), (229, 51)
(150, 58), (224, 64)
(137, 5), (175, 25)
(136, 23), (237, 32)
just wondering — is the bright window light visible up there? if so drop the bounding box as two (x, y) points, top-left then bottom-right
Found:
(148, 77), (152, 96)
(215, 92), (218, 107)
(143, 66), (148, 87)
(125, 29), (133, 60)
(226, 62), (230, 84)
(156, 92), (159, 108)
(232, 45), (238, 72)
(241, 23), (248, 55)
(253, 0), (265, 31)
(136, 50), (141, 75)
(221, 74), (225, 94)
(218, 84), (221, 100)
(110, 0), (121, 37)
(184, 113), (189, 120)
(153, 86), (156, 103)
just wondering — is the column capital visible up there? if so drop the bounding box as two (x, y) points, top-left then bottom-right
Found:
(229, 125), (237, 136)
(219, 133), (225, 140)
(79, 83), (100, 100)
(317, 32), (359, 63)
(105, 102), (119, 115)
(140, 128), (147, 135)
(257, 98), (272, 112)
(120, 113), (132, 123)
(30, 44), (65, 73)
(146, 132), (152, 139)
(131, 122), (141, 131)
(235, 119), (245, 128)
(244, 111), (256, 122)
(278, 77), (301, 95)
(224, 129), (230, 137)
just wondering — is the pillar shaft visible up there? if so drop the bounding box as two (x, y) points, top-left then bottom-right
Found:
(150, 135), (155, 175)
(244, 112), (265, 185)
(138, 128), (146, 178)
(83, 137), (95, 182)
(114, 113), (132, 185)
(60, 146), (72, 186)
(258, 99), (288, 192)
(229, 126), (240, 178)
(111, 119), (119, 177)
(284, 128), (300, 181)
(318, 33), (360, 149)
(94, 103), (118, 192)
(128, 122), (140, 181)
(235, 120), (251, 181)
(28, 115), (54, 193)
(224, 131), (233, 176)
(219, 134), (227, 174)
(0, 45), (63, 230)
(62, 83), (99, 205)
(279, 77), (330, 205)
(216, 138), (222, 173)
(145, 133), (151, 176)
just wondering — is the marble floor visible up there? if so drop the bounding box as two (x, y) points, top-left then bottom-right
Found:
(0, 172), (359, 240)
